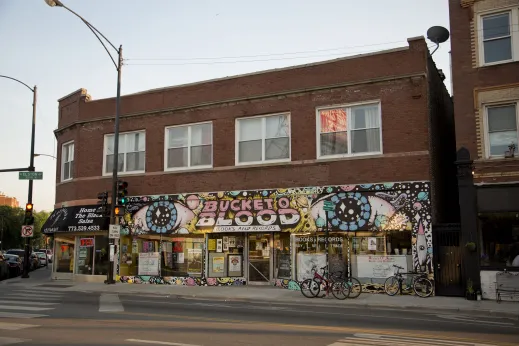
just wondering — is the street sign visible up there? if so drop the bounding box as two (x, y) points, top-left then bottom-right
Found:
(19, 172), (43, 180)
(21, 225), (34, 238)
(109, 224), (120, 239)
(323, 201), (334, 212)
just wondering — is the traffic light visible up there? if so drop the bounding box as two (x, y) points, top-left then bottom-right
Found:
(96, 191), (109, 215)
(117, 180), (128, 205)
(114, 206), (125, 217)
(24, 203), (34, 225)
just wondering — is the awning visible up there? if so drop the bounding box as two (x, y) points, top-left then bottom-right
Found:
(42, 205), (109, 234)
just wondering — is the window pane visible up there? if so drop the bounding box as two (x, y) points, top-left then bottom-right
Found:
(63, 162), (70, 180)
(69, 144), (74, 161)
(488, 105), (517, 132)
(266, 115), (289, 138)
(167, 147), (188, 168)
(320, 109), (347, 133)
(483, 13), (510, 40)
(484, 38), (512, 63)
(126, 132), (145, 152)
(320, 132), (348, 156)
(239, 140), (262, 162)
(239, 118), (262, 141)
(168, 127), (189, 148)
(191, 123), (212, 146)
(351, 104), (380, 129)
(126, 151), (145, 171)
(351, 128), (381, 153)
(106, 135), (124, 155)
(489, 131), (518, 156)
(265, 138), (290, 160)
(190, 145), (212, 166)
(69, 160), (74, 179)
(106, 154), (124, 173)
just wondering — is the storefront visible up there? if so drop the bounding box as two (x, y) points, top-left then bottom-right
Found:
(42, 205), (111, 282)
(117, 181), (433, 291)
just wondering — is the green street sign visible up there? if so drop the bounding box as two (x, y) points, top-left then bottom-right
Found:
(19, 172), (43, 180)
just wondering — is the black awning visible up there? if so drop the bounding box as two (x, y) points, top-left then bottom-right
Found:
(42, 205), (109, 234)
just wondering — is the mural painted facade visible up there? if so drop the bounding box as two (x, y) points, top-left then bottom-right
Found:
(117, 181), (433, 290)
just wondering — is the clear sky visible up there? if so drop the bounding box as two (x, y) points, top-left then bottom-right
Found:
(0, 0), (451, 212)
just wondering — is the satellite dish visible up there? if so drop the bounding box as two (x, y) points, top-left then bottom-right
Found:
(426, 26), (450, 55)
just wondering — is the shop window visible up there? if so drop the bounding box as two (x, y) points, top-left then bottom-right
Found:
(55, 235), (75, 273)
(274, 233), (291, 279)
(160, 235), (205, 277)
(94, 236), (110, 275)
(480, 213), (519, 269)
(207, 233), (245, 277)
(76, 237), (94, 274)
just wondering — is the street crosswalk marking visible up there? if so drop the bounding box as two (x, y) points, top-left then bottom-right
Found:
(0, 290), (65, 319)
(328, 333), (499, 346)
(99, 293), (124, 312)
(0, 337), (29, 346)
(0, 322), (39, 330)
(0, 300), (58, 306)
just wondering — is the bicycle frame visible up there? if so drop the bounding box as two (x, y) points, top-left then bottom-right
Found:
(392, 266), (428, 295)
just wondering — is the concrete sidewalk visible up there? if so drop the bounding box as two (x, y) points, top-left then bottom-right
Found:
(3, 268), (518, 319)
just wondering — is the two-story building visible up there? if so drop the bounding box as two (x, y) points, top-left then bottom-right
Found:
(450, 0), (519, 299)
(42, 36), (458, 296)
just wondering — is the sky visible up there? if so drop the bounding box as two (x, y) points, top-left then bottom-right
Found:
(0, 0), (451, 212)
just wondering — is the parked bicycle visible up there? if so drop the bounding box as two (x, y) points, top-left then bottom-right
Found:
(384, 264), (434, 298)
(300, 265), (351, 300)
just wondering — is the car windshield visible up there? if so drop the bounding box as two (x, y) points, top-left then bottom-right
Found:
(37, 253), (46, 258)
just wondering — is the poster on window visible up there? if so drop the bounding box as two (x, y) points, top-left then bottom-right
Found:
(223, 236), (229, 245)
(212, 256), (225, 273)
(216, 239), (223, 253)
(138, 252), (159, 276)
(223, 243), (229, 251)
(176, 253), (185, 264)
(319, 108), (347, 133)
(187, 249), (202, 274)
(228, 254), (242, 276)
(368, 237), (377, 251)
(208, 239), (216, 251)
(228, 237), (236, 247)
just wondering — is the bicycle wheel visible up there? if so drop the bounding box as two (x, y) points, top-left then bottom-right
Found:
(300, 278), (320, 298)
(413, 277), (434, 298)
(331, 280), (351, 300)
(346, 277), (362, 299)
(384, 276), (400, 296)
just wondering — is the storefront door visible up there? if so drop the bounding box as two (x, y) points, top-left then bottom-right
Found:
(248, 233), (272, 284)
(53, 235), (75, 280)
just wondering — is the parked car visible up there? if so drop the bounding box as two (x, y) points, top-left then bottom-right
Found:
(34, 249), (53, 263)
(34, 252), (47, 267)
(29, 253), (39, 270)
(3, 254), (22, 277)
(0, 254), (9, 280)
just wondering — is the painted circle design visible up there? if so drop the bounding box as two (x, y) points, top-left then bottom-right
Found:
(146, 201), (177, 233)
(327, 192), (371, 231)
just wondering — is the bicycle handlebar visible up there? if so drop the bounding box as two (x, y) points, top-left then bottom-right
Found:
(393, 265), (404, 269)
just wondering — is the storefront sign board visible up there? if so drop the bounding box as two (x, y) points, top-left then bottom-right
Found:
(356, 255), (408, 279)
(138, 252), (159, 276)
(213, 225), (281, 233)
(80, 238), (94, 247)
(42, 205), (109, 234)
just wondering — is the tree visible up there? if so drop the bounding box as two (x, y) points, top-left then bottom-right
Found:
(0, 206), (51, 250)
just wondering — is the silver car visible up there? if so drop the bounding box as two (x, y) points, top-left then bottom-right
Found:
(34, 252), (47, 267)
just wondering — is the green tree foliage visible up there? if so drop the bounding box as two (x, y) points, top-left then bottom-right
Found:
(0, 206), (51, 250)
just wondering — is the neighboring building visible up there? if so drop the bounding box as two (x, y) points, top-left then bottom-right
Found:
(0, 193), (19, 208)
(42, 36), (458, 294)
(450, 0), (519, 299)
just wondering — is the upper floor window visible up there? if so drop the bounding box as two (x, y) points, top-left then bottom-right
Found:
(103, 131), (145, 175)
(236, 113), (290, 164)
(317, 102), (382, 159)
(61, 141), (74, 181)
(165, 122), (212, 170)
(479, 10), (519, 65)
(486, 103), (518, 157)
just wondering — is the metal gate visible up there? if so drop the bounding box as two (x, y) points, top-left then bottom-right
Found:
(433, 224), (464, 296)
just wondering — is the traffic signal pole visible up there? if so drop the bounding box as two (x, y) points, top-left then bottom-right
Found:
(21, 86), (37, 279)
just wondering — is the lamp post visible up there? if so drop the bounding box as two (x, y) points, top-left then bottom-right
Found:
(34, 153), (57, 160)
(45, 0), (122, 284)
(0, 75), (36, 279)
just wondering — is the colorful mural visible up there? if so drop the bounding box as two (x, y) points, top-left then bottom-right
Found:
(119, 181), (433, 277)
(118, 275), (246, 286)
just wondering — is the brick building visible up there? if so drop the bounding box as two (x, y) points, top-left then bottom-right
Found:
(43, 36), (456, 295)
(0, 193), (19, 208)
(450, 0), (519, 299)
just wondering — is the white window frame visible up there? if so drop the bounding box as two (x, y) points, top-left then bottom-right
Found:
(316, 101), (383, 160)
(61, 141), (74, 182)
(164, 121), (213, 172)
(235, 113), (291, 166)
(483, 101), (519, 159)
(102, 130), (146, 176)
(478, 8), (519, 67)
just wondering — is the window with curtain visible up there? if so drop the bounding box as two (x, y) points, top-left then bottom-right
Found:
(481, 12), (513, 64)
(104, 131), (146, 174)
(318, 103), (381, 158)
(487, 104), (518, 157)
(61, 141), (74, 181)
(237, 114), (290, 164)
(165, 122), (212, 169)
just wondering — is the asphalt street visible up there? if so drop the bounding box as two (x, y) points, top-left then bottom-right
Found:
(0, 285), (518, 346)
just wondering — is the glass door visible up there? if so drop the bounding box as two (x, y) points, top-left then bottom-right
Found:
(248, 233), (271, 283)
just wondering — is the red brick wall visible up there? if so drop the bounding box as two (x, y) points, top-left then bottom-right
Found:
(54, 38), (433, 205)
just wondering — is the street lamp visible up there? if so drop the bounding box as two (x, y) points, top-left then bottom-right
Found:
(34, 153), (57, 160)
(45, 0), (122, 285)
(0, 75), (37, 279)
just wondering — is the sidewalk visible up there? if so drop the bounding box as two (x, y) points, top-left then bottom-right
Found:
(3, 268), (519, 319)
